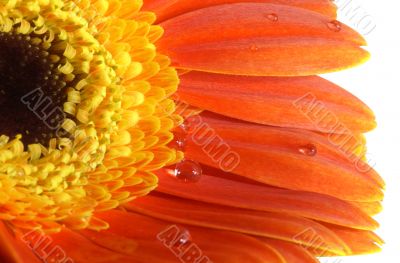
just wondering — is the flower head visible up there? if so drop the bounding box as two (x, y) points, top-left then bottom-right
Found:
(0, 1), (383, 263)
(0, 0), (180, 233)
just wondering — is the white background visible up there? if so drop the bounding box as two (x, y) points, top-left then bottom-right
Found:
(323, 1), (400, 262)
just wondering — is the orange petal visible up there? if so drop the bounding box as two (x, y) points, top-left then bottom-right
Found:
(50, 228), (145, 262)
(183, 114), (384, 201)
(311, 224), (383, 256)
(186, 140), (383, 202)
(126, 194), (350, 255)
(181, 229), (286, 263)
(177, 71), (376, 133)
(262, 238), (319, 263)
(159, 3), (364, 47)
(157, 3), (369, 76)
(156, 169), (378, 230)
(187, 113), (383, 186)
(144, 0), (337, 22)
(49, 212), (180, 262)
(317, 132), (368, 158)
(350, 201), (383, 216)
(0, 222), (42, 263)
(80, 210), (286, 263)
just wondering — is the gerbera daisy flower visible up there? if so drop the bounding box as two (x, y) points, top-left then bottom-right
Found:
(0, 0), (383, 262)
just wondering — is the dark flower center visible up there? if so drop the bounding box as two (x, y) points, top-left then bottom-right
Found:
(0, 31), (70, 145)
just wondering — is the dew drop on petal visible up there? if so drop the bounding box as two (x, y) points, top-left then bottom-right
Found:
(179, 118), (199, 134)
(298, 144), (318, 156)
(172, 229), (192, 251)
(327, 20), (342, 32)
(174, 160), (202, 183)
(266, 13), (279, 22)
(178, 229), (191, 245)
(178, 122), (190, 133)
(172, 132), (187, 150)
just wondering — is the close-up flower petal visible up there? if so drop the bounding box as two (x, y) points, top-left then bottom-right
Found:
(156, 3), (369, 76)
(143, 0), (338, 22)
(177, 72), (376, 132)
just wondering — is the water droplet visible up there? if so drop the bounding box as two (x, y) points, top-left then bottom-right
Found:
(174, 160), (202, 183)
(178, 121), (191, 133)
(178, 229), (191, 245)
(179, 117), (199, 134)
(327, 20), (342, 32)
(298, 144), (318, 156)
(266, 13), (279, 22)
(171, 228), (192, 253)
(250, 45), (259, 52)
(176, 139), (186, 150)
(172, 132), (187, 150)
